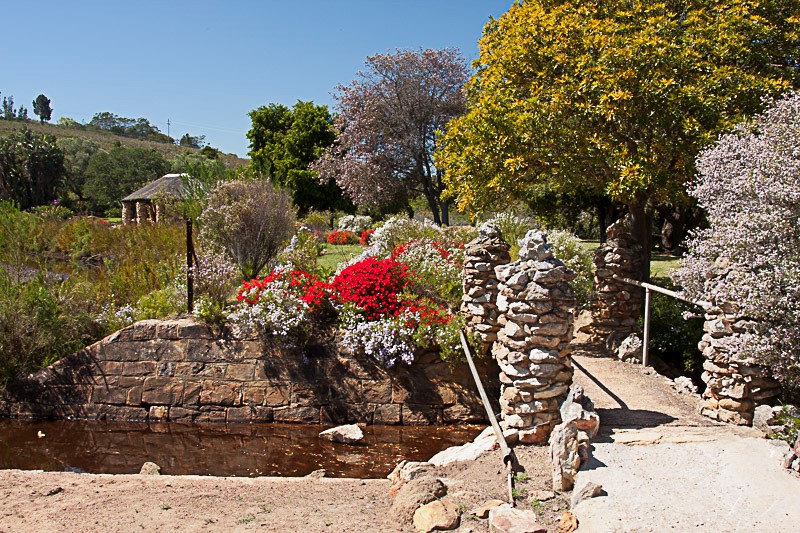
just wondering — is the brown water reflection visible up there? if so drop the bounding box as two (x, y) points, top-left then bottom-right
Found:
(0, 420), (481, 478)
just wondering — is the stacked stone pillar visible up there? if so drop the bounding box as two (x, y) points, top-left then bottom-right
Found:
(700, 299), (781, 426)
(461, 223), (511, 356)
(493, 230), (576, 443)
(590, 219), (644, 348)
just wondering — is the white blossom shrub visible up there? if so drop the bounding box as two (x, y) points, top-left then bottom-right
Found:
(336, 214), (372, 233)
(672, 91), (800, 389)
(340, 306), (416, 367)
(226, 273), (310, 344)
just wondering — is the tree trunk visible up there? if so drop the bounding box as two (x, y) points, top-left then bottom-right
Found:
(659, 205), (700, 256)
(627, 197), (652, 282)
(439, 199), (450, 226)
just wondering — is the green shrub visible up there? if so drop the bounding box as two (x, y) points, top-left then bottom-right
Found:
(645, 281), (705, 378)
(548, 229), (594, 309)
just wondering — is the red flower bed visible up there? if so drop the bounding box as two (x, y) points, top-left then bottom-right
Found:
(359, 229), (375, 245)
(326, 230), (359, 245)
(330, 257), (409, 320)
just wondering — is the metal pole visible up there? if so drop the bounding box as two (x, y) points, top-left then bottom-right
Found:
(642, 287), (651, 367)
(186, 218), (194, 314)
(459, 330), (516, 506)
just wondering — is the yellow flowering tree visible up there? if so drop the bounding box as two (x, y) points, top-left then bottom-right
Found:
(437, 0), (799, 277)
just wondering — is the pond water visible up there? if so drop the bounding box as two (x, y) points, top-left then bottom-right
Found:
(0, 420), (481, 478)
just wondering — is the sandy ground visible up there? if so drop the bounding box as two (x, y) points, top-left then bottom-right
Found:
(0, 445), (567, 533)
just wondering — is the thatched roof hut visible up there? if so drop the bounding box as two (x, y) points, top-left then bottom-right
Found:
(121, 173), (186, 225)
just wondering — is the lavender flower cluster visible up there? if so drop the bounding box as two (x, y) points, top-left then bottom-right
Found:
(340, 310), (416, 368)
(673, 91), (800, 386)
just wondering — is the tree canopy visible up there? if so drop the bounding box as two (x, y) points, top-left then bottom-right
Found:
(83, 146), (170, 215)
(247, 101), (350, 215)
(32, 94), (52, 124)
(0, 129), (64, 210)
(314, 48), (469, 225)
(437, 0), (800, 272)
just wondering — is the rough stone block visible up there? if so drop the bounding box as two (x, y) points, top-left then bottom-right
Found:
(92, 385), (128, 405)
(272, 405), (319, 423)
(226, 363), (254, 381)
(183, 381), (201, 406)
(122, 361), (157, 376)
(373, 403), (402, 425)
(142, 377), (184, 405)
(199, 380), (240, 406)
(226, 406), (254, 423)
(403, 404), (442, 425)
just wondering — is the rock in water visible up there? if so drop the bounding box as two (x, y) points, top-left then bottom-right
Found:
(319, 424), (364, 444)
(139, 462), (161, 475)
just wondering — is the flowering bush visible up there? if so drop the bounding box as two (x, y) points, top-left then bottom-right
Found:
(326, 229), (359, 245)
(330, 257), (408, 320)
(359, 229), (374, 245)
(392, 239), (465, 307)
(340, 307), (416, 367)
(673, 91), (800, 390)
(336, 214), (372, 233)
(228, 268), (317, 343)
(278, 226), (320, 273)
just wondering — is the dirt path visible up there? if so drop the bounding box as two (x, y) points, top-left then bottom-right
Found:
(570, 343), (800, 532)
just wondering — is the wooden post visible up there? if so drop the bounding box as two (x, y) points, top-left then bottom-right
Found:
(643, 287), (651, 367)
(186, 218), (194, 314)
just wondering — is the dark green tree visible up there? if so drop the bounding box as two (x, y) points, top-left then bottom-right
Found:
(0, 129), (65, 210)
(179, 133), (206, 148)
(247, 101), (352, 214)
(83, 147), (170, 215)
(32, 94), (52, 124)
(56, 137), (102, 204)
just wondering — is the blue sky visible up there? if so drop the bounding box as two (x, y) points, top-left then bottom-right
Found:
(2, 0), (512, 157)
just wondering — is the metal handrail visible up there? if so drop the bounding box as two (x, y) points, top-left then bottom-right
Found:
(612, 275), (709, 367)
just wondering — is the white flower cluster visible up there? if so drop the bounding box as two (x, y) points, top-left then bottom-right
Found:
(356, 215), (442, 261)
(340, 311), (416, 368)
(336, 215), (373, 233)
(226, 277), (309, 340)
(394, 238), (462, 286)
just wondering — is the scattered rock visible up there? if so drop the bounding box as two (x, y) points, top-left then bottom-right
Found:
(559, 385), (600, 438)
(617, 334), (642, 362)
(43, 487), (63, 497)
(428, 427), (499, 466)
(305, 469), (326, 479)
(558, 510), (578, 533)
(549, 421), (580, 491)
(413, 497), (460, 532)
(672, 376), (698, 395)
(470, 499), (507, 519)
(139, 462), (161, 475)
(388, 461), (433, 485)
(37, 430), (46, 439)
(391, 477), (448, 524)
(531, 490), (556, 502)
(570, 481), (603, 508)
(753, 405), (779, 432)
(488, 504), (546, 533)
(319, 424), (364, 445)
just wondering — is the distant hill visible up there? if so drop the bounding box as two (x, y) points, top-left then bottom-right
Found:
(0, 120), (249, 168)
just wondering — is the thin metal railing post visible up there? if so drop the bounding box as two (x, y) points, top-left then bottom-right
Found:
(642, 287), (651, 367)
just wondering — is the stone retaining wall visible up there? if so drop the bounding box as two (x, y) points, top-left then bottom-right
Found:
(0, 319), (498, 425)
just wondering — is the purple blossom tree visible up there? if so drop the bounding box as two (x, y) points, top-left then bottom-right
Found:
(673, 91), (800, 389)
(312, 48), (469, 225)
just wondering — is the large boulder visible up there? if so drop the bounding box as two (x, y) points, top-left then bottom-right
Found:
(391, 477), (448, 524)
(413, 497), (460, 532)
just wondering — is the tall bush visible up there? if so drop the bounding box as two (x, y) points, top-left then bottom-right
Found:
(198, 180), (295, 279)
(673, 91), (800, 390)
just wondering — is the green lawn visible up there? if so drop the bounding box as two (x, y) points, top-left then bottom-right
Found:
(317, 243), (363, 271)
